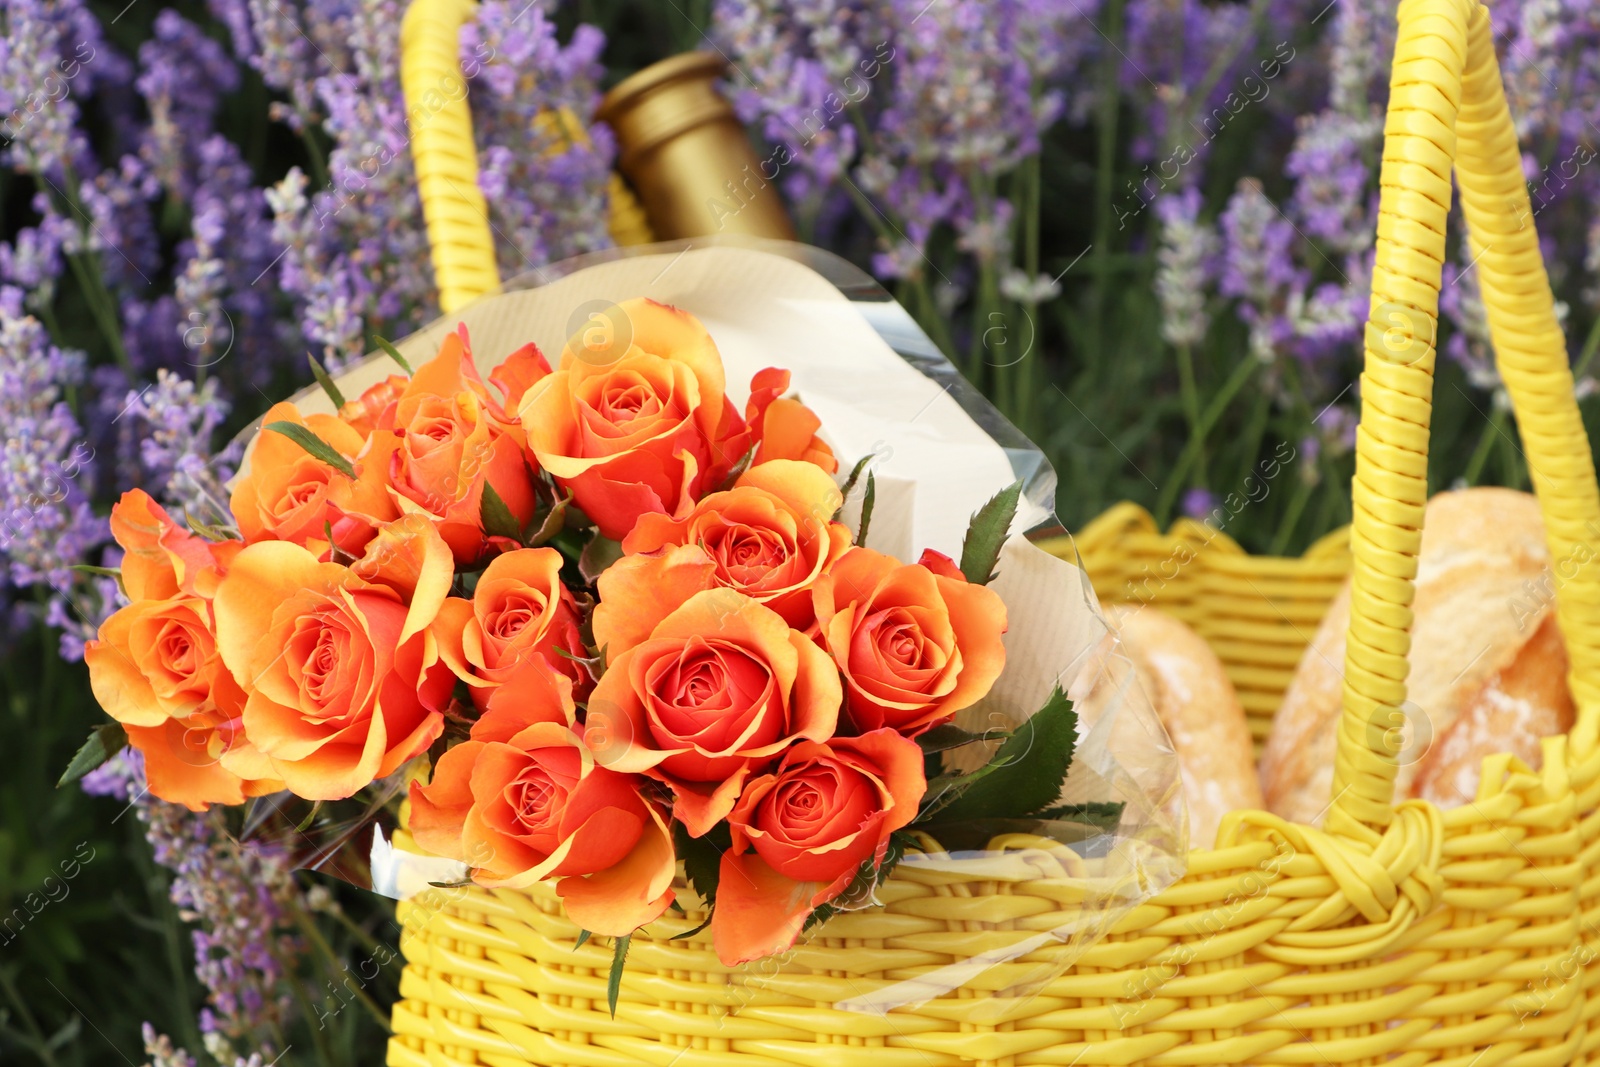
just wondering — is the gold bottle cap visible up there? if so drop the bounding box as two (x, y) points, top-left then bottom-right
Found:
(598, 51), (737, 169)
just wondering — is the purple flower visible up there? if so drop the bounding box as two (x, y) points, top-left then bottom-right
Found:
(121, 369), (234, 516)
(136, 10), (241, 197)
(0, 0), (93, 179)
(1285, 112), (1377, 253)
(77, 153), (163, 294)
(1220, 178), (1299, 306)
(1153, 188), (1217, 347)
(1182, 487), (1218, 519)
(0, 196), (73, 296)
(1439, 241), (1499, 393)
(86, 751), (303, 1061)
(0, 286), (106, 629)
(715, 0), (1091, 287)
(462, 1), (615, 278)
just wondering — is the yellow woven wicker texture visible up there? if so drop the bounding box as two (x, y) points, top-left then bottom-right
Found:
(399, 0), (653, 314)
(389, 0), (1600, 1062)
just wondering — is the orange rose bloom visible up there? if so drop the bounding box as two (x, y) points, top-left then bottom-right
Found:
(212, 536), (453, 800)
(409, 672), (675, 936)
(375, 326), (539, 561)
(593, 460), (851, 654)
(714, 730), (924, 964)
(517, 298), (756, 541)
(812, 546), (1008, 736)
(338, 374), (408, 438)
(488, 341), (552, 412)
(587, 589), (841, 836)
(85, 491), (280, 810)
(745, 368), (837, 473)
(433, 546), (588, 701)
(232, 401), (394, 555)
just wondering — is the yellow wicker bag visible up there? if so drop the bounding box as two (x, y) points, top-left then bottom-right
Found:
(387, 0), (1600, 1062)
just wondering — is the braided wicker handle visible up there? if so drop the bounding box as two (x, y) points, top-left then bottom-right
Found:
(1331, 0), (1600, 844)
(399, 0), (501, 313)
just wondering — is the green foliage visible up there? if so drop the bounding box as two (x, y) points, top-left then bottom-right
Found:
(56, 724), (126, 788)
(307, 353), (347, 408)
(478, 482), (525, 543)
(919, 687), (1079, 826)
(264, 421), (356, 479)
(958, 480), (1023, 584)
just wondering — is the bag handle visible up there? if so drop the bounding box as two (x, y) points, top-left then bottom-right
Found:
(1329, 0), (1600, 845)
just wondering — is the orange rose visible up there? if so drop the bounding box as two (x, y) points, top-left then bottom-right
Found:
(812, 547), (1007, 736)
(212, 532), (454, 800)
(109, 488), (233, 600)
(409, 675), (675, 936)
(376, 326), (539, 561)
(714, 730), (924, 964)
(593, 460), (851, 653)
(433, 546), (588, 701)
(745, 368), (837, 472)
(90, 593), (242, 725)
(337, 374), (408, 438)
(517, 298), (753, 541)
(587, 589), (841, 836)
(85, 491), (279, 810)
(488, 341), (552, 412)
(232, 401), (395, 555)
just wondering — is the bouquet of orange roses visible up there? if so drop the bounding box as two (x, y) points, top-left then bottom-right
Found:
(74, 246), (1183, 1003)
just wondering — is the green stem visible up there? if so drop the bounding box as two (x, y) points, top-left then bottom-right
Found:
(1234, 387), (1272, 495)
(322, 903), (397, 964)
(300, 126), (332, 191)
(1308, 472), (1338, 542)
(295, 907), (393, 1034)
(1499, 408), (1526, 490)
(1269, 472), (1315, 555)
(287, 966), (337, 1066)
(0, 966), (60, 1067)
(1174, 342), (1209, 489)
(1461, 407), (1501, 485)
(1153, 356), (1258, 525)
(31, 165), (131, 374)
(1572, 313), (1600, 383)
(1021, 151), (1041, 280)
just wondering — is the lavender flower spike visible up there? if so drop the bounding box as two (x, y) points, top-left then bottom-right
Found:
(1153, 188), (1217, 348)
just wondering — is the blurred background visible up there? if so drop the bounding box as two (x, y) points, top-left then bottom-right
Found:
(2, 0), (1596, 1062)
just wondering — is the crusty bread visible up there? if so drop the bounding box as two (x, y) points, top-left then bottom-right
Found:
(1259, 487), (1574, 826)
(1071, 603), (1262, 848)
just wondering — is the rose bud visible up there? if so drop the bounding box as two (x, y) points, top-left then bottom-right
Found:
(812, 546), (1008, 736)
(231, 401), (395, 556)
(713, 729), (925, 965)
(745, 367), (837, 472)
(337, 374), (409, 438)
(432, 546), (589, 701)
(369, 326), (539, 562)
(586, 588), (841, 836)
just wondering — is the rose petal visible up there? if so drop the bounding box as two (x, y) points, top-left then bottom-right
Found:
(557, 803), (676, 937)
(712, 848), (819, 966)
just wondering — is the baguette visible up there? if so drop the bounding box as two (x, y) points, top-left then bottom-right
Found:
(1071, 603), (1262, 848)
(1259, 487), (1574, 825)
